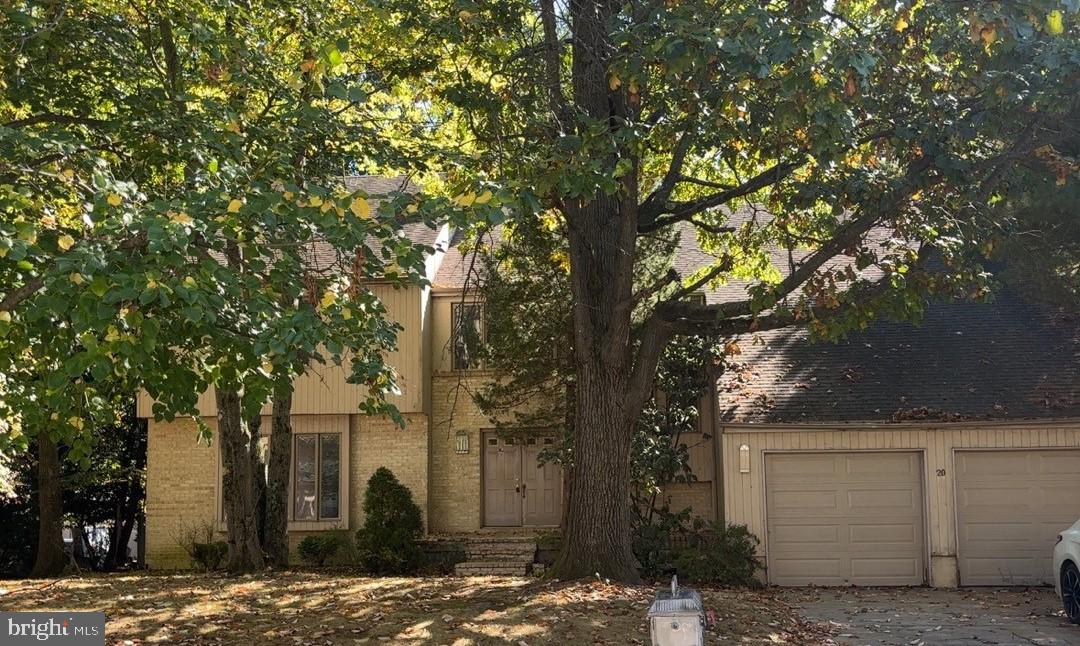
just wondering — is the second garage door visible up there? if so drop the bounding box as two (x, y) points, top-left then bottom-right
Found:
(765, 452), (926, 586)
(956, 449), (1080, 586)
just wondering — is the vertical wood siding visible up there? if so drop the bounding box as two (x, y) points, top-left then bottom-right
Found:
(721, 423), (1080, 577)
(137, 284), (425, 417)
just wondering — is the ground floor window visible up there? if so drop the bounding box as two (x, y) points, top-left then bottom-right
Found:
(292, 433), (341, 521)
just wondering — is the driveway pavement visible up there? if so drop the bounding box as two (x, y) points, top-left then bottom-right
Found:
(783, 587), (1078, 645)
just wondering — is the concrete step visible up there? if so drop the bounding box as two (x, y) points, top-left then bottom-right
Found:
(464, 546), (536, 560)
(454, 561), (531, 576)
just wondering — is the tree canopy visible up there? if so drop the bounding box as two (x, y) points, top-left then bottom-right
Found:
(411, 0), (1080, 580)
(0, 0), (463, 458)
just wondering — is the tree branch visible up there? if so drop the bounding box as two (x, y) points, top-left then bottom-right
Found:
(640, 130), (694, 213)
(654, 155), (938, 329)
(3, 112), (110, 129)
(538, 0), (567, 126)
(638, 158), (803, 233)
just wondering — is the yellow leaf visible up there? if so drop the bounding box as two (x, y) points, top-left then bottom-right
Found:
(0, 311), (10, 323)
(350, 198), (371, 219)
(57, 235), (75, 251)
(261, 361), (274, 374)
(1047, 10), (1064, 35)
(475, 190), (493, 204)
(300, 59), (316, 73)
(183, 276), (197, 287)
(105, 326), (119, 342)
(69, 272), (84, 285)
(0, 246), (7, 258)
(320, 201), (333, 213)
(341, 307), (352, 320)
(319, 290), (337, 310)
(980, 24), (996, 44)
(308, 196), (323, 207)
(170, 212), (194, 226)
(225, 120), (242, 134)
(455, 193), (476, 207)
(61, 169), (75, 180)
(227, 199), (243, 213)
(106, 193), (122, 207)
(895, 15), (909, 31)
(68, 417), (84, 431)
(609, 74), (621, 91)
(283, 191), (295, 201)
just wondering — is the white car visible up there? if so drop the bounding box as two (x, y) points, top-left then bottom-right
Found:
(1055, 518), (1080, 625)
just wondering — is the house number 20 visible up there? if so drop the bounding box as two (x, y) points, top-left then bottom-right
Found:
(936, 468), (946, 476)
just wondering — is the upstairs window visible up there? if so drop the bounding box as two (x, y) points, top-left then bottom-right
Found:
(293, 433), (341, 521)
(452, 302), (485, 370)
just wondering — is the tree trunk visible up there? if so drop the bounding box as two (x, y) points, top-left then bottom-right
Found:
(552, 367), (640, 581)
(216, 388), (264, 572)
(31, 430), (67, 578)
(264, 383), (293, 567)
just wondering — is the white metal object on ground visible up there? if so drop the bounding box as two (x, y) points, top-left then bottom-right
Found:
(648, 576), (705, 646)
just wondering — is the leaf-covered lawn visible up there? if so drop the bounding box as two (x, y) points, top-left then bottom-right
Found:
(0, 571), (835, 644)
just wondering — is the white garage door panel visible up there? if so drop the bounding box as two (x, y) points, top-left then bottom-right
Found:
(766, 452), (926, 586)
(956, 449), (1080, 586)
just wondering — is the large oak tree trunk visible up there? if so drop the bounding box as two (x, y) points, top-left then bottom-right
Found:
(552, 366), (639, 581)
(549, 0), (648, 582)
(31, 430), (67, 578)
(264, 383), (293, 567)
(216, 388), (264, 572)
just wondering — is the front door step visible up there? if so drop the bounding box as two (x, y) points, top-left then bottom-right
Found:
(450, 536), (539, 577)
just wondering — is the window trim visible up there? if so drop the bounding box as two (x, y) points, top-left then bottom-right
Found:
(215, 415), (350, 533)
(289, 431), (343, 524)
(451, 301), (485, 371)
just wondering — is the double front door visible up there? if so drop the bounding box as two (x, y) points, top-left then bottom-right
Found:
(483, 432), (562, 527)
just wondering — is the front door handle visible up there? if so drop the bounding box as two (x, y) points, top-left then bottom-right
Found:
(521, 483), (527, 498)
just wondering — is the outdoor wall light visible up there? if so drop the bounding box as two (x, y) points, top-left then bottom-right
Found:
(739, 444), (751, 473)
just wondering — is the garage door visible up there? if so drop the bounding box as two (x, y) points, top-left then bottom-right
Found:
(766, 452), (926, 586)
(955, 449), (1080, 586)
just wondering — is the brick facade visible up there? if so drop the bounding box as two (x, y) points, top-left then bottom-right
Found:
(144, 413), (429, 569)
(428, 374), (487, 532)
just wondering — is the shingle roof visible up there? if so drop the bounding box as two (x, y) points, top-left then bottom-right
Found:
(399, 187), (1079, 424)
(431, 227), (501, 290)
(717, 294), (1080, 424)
(302, 176), (440, 273)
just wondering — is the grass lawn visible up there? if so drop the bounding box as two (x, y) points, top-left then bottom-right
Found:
(0, 571), (834, 644)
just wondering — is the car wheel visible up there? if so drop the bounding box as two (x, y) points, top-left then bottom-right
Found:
(1064, 561), (1080, 625)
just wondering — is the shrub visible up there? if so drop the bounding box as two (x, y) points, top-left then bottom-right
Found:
(191, 541), (228, 571)
(173, 520), (227, 571)
(297, 533), (345, 566)
(355, 467), (423, 574)
(673, 521), (763, 587)
(632, 507), (690, 579)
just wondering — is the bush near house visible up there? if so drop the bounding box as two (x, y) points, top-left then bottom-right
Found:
(191, 542), (228, 571)
(673, 521), (763, 588)
(355, 468), (423, 574)
(632, 507), (692, 579)
(633, 512), (763, 586)
(297, 533), (346, 566)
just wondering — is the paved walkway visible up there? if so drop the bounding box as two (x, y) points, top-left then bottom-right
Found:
(784, 587), (1078, 645)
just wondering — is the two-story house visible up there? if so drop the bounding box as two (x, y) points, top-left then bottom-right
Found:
(141, 176), (1080, 589)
